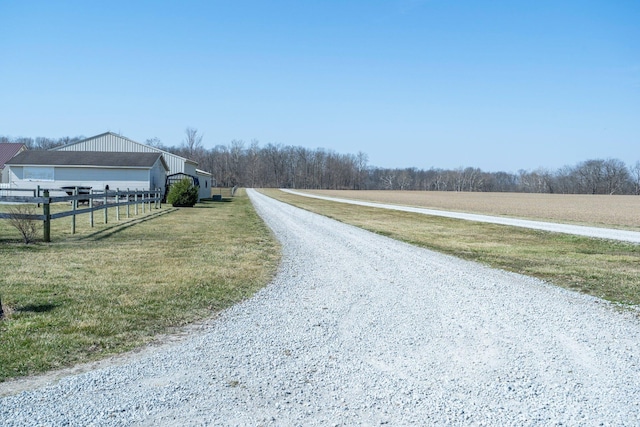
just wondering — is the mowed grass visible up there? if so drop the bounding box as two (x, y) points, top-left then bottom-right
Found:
(0, 189), (280, 382)
(261, 189), (640, 307)
(302, 189), (640, 230)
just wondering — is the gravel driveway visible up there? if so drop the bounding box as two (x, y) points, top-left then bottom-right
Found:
(2, 189), (640, 426)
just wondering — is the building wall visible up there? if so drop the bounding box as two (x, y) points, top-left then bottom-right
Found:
(196, 171), (212, 199)
(7, 165), (156, 196)
(149, 158), (168, 193)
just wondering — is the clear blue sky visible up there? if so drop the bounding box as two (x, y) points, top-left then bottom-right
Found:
(1, 0), (638, 172)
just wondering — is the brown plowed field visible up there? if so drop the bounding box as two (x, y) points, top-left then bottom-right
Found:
(300, 190), (640, 230)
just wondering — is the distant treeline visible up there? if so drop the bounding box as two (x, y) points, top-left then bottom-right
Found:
(3, 134), (639, 195)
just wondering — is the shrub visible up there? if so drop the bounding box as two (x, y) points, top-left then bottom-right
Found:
(8, 205), (40, 243)
(167, 178), (199, 207)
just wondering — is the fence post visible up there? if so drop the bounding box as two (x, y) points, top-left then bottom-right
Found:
(43, 190), (51, 242)
(142, 190), (146, 214)
(104, 191), (108, 224)
(127, 188), (130, 218)
(71, 187), (77, 234)
(89, 191), (94, 228)
(116, 188), (120, 221)
(135, 190), (138, 216)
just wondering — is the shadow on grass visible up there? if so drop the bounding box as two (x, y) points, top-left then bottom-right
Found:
(198, 198), (233, 204)
(16, 303), (58, 313)
(75, 208), (178, 242)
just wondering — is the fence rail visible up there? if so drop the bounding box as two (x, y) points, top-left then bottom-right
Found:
(0, 187), (163, 242)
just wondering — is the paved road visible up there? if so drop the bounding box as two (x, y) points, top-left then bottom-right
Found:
(283, 189), (640, 243)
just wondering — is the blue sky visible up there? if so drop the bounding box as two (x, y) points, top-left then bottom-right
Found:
(1, 0), (638, 172)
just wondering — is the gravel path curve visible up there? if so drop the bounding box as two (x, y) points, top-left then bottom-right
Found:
(283, 189), (640, 244)
(2, 189), (640, 426)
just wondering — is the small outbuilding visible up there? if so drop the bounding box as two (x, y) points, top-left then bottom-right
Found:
(4, 151), (168, 196)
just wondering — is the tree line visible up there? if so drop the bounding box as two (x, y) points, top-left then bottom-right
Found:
(3, 132), (639, 195)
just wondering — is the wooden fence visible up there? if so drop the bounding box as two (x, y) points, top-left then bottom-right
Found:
(0, 187), (163, 242)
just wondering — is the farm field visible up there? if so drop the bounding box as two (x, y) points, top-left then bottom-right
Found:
(261, 189), (640, 307)
(0, 190), (280, 382)
(300, 190), (640, 230)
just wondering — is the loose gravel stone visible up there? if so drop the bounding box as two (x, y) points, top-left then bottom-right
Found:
(1, 189), (639, 426)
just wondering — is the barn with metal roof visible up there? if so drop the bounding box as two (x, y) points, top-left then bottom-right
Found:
(52, 132), (212, 200)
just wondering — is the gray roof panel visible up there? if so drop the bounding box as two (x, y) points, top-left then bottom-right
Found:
(6, 151), (165, 168)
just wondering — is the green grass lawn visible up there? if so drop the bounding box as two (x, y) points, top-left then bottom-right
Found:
(0, 190), (280, 382)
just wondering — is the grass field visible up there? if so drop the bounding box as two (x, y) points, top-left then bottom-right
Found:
(262, 189), (640, 308)
(301, 190), (640, 230)
(0, 189), (280, 382)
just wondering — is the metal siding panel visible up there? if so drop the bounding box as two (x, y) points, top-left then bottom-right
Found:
(184, 163), (197, 176)
(150, 160), (167, 194)
(56, 133), (195, 176)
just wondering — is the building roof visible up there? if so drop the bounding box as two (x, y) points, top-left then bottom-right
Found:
(53, 132), (198, 166)
(6, 151), (169, 170)
(0, 143), (27, 169)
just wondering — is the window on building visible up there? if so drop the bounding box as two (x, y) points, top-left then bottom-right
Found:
(24, 167), (54, 181)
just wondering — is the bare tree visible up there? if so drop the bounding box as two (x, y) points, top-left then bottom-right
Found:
(602, 158), (630, 195)
(245, 140), (261, 188)
(631, 161), (640, 195)
(262, 143), (287, 187)
(381, 173), (395, 190)
(356, 151), (369, 190)
(34, 137), (58, 150)
(229, 140), (246, 186)
(145, 137), (167, 150)
(183, 127), (204, 159)
(575, 159), (606, 194)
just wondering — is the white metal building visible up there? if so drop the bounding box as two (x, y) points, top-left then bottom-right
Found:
(53, 132), (212, 200)
(5, 151), (168, 196)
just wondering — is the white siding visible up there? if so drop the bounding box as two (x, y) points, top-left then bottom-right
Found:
(56, 134), (157, 153)
(54, 133), (196, 177)
(7, 165), (154, 196)
(183, 162), (198, 176)
(150, 158), (167, 194)
(196, 170), (212, 199)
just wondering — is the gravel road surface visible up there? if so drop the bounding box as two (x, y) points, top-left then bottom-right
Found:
(283, 189), (640, 244)
(1, 189), (639, 426)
